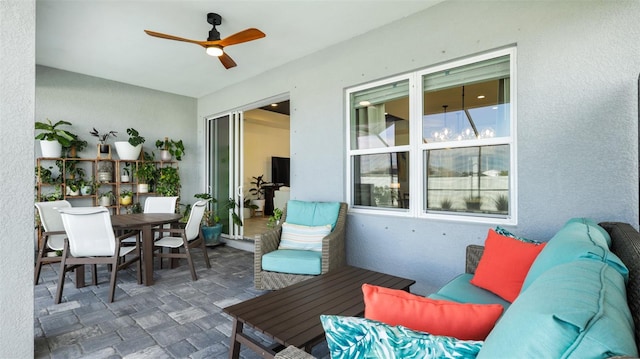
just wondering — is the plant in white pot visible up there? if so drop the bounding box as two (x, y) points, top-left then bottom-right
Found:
(35, 119), (74, 158)
(134, 154), (156, 193)
(114, 128), (145, 160)
(120, 163), (131, 182)
(249, 174), (268, 213)
(98, 191), (114, 206)
(155, 137), (185, 161)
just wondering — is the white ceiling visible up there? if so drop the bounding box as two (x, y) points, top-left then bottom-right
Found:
(36, 1), (442, 98)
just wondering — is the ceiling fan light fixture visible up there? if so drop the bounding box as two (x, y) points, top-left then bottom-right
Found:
(206, 46), (224, 57)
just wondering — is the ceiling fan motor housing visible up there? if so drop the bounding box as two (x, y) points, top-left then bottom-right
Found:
(207, 13), (222, 41)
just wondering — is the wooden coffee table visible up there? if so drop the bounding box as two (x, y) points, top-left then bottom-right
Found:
(224, 265), (415, 359)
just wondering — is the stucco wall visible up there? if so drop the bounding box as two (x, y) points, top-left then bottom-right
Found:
(198, 1), (640, 294)
(1, 0), (36, 357)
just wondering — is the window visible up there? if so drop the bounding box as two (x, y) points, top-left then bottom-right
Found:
(347, 48), (516, 223)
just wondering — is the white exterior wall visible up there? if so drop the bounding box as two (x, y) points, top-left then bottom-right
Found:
(199, 1), (640, 294)
(1, 0), (36, 356)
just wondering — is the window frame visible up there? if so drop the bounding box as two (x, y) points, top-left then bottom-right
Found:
(346, 47), (517, 224)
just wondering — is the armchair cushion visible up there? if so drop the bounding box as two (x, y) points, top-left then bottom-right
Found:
(278, 222), (331, 252)
(262, 249), (322, 275)
(285, 200), (341, 229)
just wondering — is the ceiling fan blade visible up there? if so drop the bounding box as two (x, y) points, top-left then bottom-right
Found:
(219, 28), (266, 47)
(144, 30), (207, 47)
(219, 53), (237, 69)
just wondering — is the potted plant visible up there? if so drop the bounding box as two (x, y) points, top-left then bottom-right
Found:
(243, 198), (258, 218)
(121, 162), (131, 182)
(65, 179), (80, 196)
(97, 161), (113, 183)
(267, 208), (283, 228)
(63, 134), (88, 158)
(134, 154), (156, 193)
(194, 193), (222, 245)
(90, 128), (117, 158)
(155, 166), (180, 196)
(249, 174), (268, 213)
(155, 137), (185, 161)
(99, 191), (114, 206)
(119, 189), (133, 206)
(80, 178), (94, 196)
(35, 119), (74, 158)
(114, 128), (145, 160)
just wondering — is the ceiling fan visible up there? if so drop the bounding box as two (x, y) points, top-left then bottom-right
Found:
(144, 13), (265, 69)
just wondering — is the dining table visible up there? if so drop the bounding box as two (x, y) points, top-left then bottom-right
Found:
(110, 212), (183, 286)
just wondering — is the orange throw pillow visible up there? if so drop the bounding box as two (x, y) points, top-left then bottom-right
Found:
(362, 284), (503, 340)
(470, 228), (546, 302)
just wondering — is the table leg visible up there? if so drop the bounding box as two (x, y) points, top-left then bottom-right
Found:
(229, 319), (243, 359)
(141, 223), (154, 286)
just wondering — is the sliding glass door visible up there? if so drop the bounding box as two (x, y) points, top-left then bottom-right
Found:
(206, 111), (244, 239)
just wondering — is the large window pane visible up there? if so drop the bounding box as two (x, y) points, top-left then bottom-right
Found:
(350, 80), (410, 150)
(425, 145), (509, 215)
(353, 152), (409, 209)
(422, 56), (510, 143)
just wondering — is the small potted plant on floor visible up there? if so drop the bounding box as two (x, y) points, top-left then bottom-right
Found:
(114, 128), (145, 160)
(249, 174), (268, 213)
(194, 193), (223, 245)
(155, 137), (186, 161)
(35, 119), (74, 158)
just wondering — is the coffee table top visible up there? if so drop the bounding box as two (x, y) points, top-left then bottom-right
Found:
(224, 265), (415, 349)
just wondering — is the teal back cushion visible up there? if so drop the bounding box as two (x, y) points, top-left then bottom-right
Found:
(285, 200), (341, 229)
(478, 260), (637, 358)
(521, 220), (628, 292)
(321, 315), (483, 359)
(564, 217), (612, 247)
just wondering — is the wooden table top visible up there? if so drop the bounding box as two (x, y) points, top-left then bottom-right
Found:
(224, 265), (415, 349)
(111, 213), (182, 228)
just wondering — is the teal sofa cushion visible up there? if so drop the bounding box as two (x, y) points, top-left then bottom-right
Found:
(521, 220), (628, 292)
(429, 273), (511, 310)
(564, 217), (612, 247)
(285, 200), (341, 229)
(320, 315), (483, 359)
(478, 260), (637, 358)
(261, 249), (322, 275)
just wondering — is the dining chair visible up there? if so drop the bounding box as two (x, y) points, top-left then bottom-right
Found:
(121, 196), (179, 245)
(153, 199), (211, 280)
(34, 200), (71, 284)
(56, 206), (142, 303)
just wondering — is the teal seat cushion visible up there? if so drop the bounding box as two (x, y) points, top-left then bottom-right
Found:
(262, 249), (322, 275)
(285, 200), (341, 229)
(478, 260), (637, 358)
(429, 274), (511, 311)
(522, 220), (628, 292)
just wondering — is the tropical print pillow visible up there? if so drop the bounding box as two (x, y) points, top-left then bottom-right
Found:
(320, 315), (483, 359)
(494, 226), (541, 244)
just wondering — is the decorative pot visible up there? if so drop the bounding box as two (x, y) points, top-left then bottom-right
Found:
(99, 196), (111, 206)
(251, 199), (266, 213)
(114, 141), (142, 161)
(81, 185), (92, 196)
(120, 195), (132, 206)
(137, 183), (149, 193)
(243, 208), (252, 219)
(160, 150), (172, 161)
(98, 171), (112, 183)
(202, 224), (223, 245)
(40, 140), (62, 158)
(121, 174), (130, 183)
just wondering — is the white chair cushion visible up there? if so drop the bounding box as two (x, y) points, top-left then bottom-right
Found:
(154, 236), (185, 249)
(278, 222), (331, 252)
